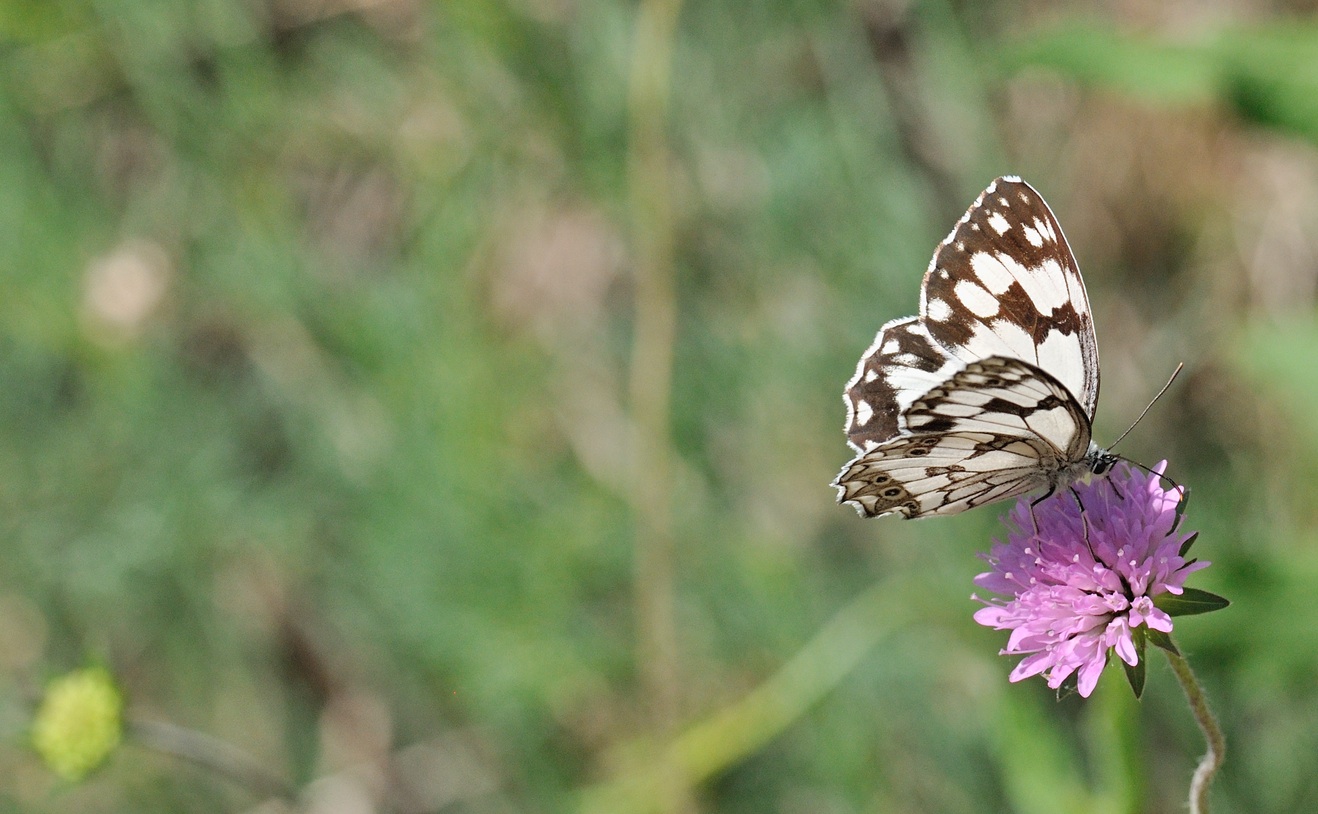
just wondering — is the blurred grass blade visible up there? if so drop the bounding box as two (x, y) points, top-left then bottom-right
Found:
(577, 575), (919, 814)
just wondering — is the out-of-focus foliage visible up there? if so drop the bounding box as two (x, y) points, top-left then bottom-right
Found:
(1004, 22), (1318, 143)
(0, 1), (1316, 812)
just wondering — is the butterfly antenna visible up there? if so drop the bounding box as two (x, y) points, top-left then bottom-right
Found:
(1124, 459), (1187, 501)
(1107, 362), (1184, 453)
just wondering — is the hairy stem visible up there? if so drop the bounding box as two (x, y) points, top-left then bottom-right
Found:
(1164, 644), (1225, 814)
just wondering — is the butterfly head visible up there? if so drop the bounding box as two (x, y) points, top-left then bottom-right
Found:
(1086, 444), (1118, 477)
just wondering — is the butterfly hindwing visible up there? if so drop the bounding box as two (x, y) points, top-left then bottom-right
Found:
(835, 431), (1054, 519)
(835, 357), (1094, 518)
(903, 358), (1092, 462)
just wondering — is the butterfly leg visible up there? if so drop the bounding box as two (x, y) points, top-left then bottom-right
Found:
(1067, 484), (1086, 513)
(1026, 484), (1059, 534)
(1107, 476), (1126, 502)
(1070, 485), (1099, 560)
(1030, 485), (1056, 507)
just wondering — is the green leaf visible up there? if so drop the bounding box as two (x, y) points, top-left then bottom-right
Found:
(1154, 587), (1231, 617)
(1147, 630), (1181, 656)
(1179, 531), (1199, 557)
(1172, 488), (1192, 533)
(1121, 629), (1146, 699)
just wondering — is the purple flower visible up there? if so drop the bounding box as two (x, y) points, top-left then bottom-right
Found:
(973, 462), (1209, 698)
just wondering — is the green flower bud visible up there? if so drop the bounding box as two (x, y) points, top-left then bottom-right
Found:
(32, 668), (123, 781)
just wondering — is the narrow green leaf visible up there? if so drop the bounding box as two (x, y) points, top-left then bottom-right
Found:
(1147, 630), (1181, 656)
(1179, 531), (1200, 557)
(1121, 629), (1146, 699)
(1154, 587), (1230, 617)
(1172, 488), (1191, 532)
(1121, 658), (1146, 700)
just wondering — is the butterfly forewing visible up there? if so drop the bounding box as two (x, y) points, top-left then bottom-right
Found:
(835, 430), (1057, 518)
(919, 177), (1099, 418)
(843, 317), (960, 451)
(835, 176), (1108, 520)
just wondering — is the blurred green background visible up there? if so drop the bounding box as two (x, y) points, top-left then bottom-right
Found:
(2, 1), (1317, 812)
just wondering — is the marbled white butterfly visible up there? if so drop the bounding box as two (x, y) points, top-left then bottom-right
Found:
(834, 176), (1116, 519)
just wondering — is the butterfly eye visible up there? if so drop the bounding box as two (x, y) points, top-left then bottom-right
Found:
(882, 487), (902, 498)
(1091, 456), (1116, 475)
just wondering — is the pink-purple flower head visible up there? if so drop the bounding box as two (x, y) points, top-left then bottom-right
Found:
(974, 461), (1213, 698)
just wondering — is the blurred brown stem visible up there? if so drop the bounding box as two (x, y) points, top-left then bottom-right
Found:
(626, 0), (689, 812)
(861, 0), (965, 220)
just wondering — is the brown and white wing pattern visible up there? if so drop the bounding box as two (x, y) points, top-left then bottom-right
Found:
(919, 176), (1099, 417)
(835, 358), (1095, 518)
(836, 177), (1111, 519)
(842, 316), (961, 452)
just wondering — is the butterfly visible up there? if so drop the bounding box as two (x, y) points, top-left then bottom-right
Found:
(833, 176), (1117, 519)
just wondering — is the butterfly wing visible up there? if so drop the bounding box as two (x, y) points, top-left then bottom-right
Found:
(837, 177), (1105, 519)
(834, 357), (1094, 518)
(841, 177), (1099, 461)
(918, 176), (1099, 419)
(843, 316), (962, 451)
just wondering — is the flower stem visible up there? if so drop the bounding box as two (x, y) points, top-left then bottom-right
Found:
(128, 717), (298, 801)
(1163, 643), (1225, 814)
(626, 0), (688, 811)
